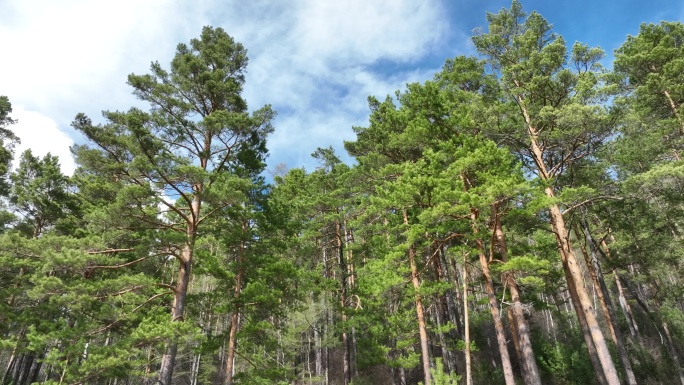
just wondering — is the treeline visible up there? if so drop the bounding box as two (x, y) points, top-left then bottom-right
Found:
(1, 2), (684, 384)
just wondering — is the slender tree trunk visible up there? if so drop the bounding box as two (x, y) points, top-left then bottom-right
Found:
(410, 244), (431, 385)
(579, 221), (637, 385)
(548, 199), (620, 384)
(27, 356), (42, 385)
(325, 300), (331, 385)
(336, 220), (351, 385)
(663, 322), (684, 385)
(2, 345), (17, 385)
(563, 262), (610, 385)
(601, 241), (641, 340)
(190, 353), (201, 385)
(492, 203), (542, 385)
(15, 353), (33, 385)
(344, 222), (358, 379)
(462, 252), (473, 385)
(433, 252), (456, 374)
(403, 209), (431, 385)
(315, 323), (322, 381)
(159, 244), (192, 385)
(224, 221), (247, 385)
(468, 207), (515, 385)
(518, 99), (620, 384)
(441, 246), (464, 340)
(614, 272), (639, 338)
(224, 309), (240, 385)
(507, 309), (527, 379)
(159, 192), (200, 385)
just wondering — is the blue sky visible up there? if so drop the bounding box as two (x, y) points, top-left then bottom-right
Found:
(1, 0), (683, 176)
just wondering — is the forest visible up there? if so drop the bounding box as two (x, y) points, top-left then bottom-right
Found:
(1, 2), (684, 384)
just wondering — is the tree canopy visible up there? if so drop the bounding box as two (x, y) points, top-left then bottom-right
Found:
(1, 4), (684, 385)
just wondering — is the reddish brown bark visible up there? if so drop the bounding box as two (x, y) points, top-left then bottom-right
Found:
(469, 207), (515, 385)
(403, 209), (431, 385)
(492, 204), (542, 385)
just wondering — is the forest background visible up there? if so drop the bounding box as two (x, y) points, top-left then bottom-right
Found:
(1, 1), (684, 385)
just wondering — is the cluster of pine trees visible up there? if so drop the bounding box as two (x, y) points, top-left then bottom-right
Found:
(1, 2), (684, 384)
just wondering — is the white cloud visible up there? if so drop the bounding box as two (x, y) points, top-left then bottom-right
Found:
(292, 1), (445, 67)
(9, 106), (76, 176)
(0, 0), (452, 173)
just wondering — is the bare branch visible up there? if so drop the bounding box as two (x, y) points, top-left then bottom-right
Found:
(87, 248), (135, 255)
(562, 196), (623, 216)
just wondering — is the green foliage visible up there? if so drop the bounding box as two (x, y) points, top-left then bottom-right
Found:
(418, 358), (460, 385)
(532, 329), (596, 385)
(4, 6), (684, 385)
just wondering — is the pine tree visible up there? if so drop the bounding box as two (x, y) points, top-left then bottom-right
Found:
(71, 26), (275, 384)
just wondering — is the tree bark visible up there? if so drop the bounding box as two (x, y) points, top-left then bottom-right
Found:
(336, 220), (351, 385)
(462, 252), (473, 385)
(578, 221), (637, 385)
(403, 209), (431, 385)
(614, 272), (639, 338)
(159, 193), (200, 385)
(562, 255), (610, 385)
(492, 203), (542, 385)
(224, 309), (241, 385)
(528, 133), (620, 385)
(224, 221), (247, 385)
(158, 245), (192, 385)
(433, 249), (457, 374)
(469, 208), (515, 385)
(663, 322), (684, 385)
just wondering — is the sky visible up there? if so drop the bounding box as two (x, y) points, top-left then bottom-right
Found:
(1, 0), (683, 176)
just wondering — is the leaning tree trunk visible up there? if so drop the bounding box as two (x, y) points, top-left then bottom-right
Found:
(492, 203), (542, 385)
(469, 207), (515, 385)
(562, 252), (610, 385)
(578, 220), (637, 385)
(663, 322), (684, 385)
(524, 117), (620, 384)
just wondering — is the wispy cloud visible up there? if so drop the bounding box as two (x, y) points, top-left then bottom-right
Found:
(1, 0), (452, 174)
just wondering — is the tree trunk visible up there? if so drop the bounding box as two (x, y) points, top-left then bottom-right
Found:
(614, 272), (639, 338)
(2, 346), (17, 385)
(662, 89), (684, 135)
(663, 322), (684, 385)
(403, 210), (431, 385)
(224, 309), (240, 385)
(411, 245), (431, 385)
(492, 203), (542, 385)
(336, 220), (351, 385)
(158, 246), (192, 385)
(433, 251), (457, 374)
(469, 208), (515, 385)
(579, 220), (637, 385)
(16, 353), (33, 385)
(462, 252), (473, 385)
(563, 260), (610, 385)
(507, 309), (527, 379)
(520, 101), (620, 384)
(601, 241), (641, 340)
(159, 192), (200, 385)
(344, 222), (358, 379)
(224, 221), (247, 385)
(27, 356), (42, 385)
